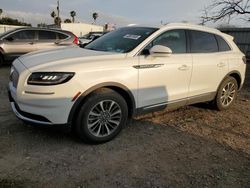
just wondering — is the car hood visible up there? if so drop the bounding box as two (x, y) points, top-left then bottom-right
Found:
(18, 46), (123, 70)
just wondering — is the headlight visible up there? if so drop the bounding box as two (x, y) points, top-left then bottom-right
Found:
(27, 72), (75, 85)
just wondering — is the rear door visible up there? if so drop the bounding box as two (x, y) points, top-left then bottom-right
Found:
(188, 30), (229, 99)
(36, 30), (58, 51)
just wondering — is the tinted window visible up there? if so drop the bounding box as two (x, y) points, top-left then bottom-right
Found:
(10, 30), (35, 40)
(38, 30), (57, 40)
(58, 33), (68, 39)
(216, 35), (231, 52)
(152, 30), (187, 53)
(190, 30), (218, 53)
(85, 27), (158, 53)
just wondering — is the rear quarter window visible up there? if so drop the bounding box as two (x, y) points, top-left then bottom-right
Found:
(58, 32), (69, 39)
(215, 35), (231, 52)
(38, 30), (57, 40)
(190, 30), (218, 53)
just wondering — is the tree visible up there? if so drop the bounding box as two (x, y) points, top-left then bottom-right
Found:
(0, 9), (3, 18)
(201, 0), (250, 24)
(54, 16), (61, 26)
(51, 11), (56, 19)
(64, 18), (72, 23)
(70, 11), (76, 23)
(0, 17), (31, 26)
(37, 23), (47, 28)
(50, 10), (61, 26)
(92, 12), (98, 23)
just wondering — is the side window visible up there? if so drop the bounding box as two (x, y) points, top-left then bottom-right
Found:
(58, 33), (68, 39)
(152, 30), (187, 53)
(215, 35), (231, 52)
(10, 30), (35, 41)
(190, 30), (218, 53)
(38, 30), (57, 40)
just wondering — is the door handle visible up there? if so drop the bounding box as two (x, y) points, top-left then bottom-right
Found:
(217, 62), (226, 68)
(178, 65), (189, 71)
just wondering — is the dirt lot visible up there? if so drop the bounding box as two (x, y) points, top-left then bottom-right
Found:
(0, 63), (250, 188)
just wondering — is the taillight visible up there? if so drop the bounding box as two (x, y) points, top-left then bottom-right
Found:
(242, 56), (247, 64)
(73, 35), (79, 45)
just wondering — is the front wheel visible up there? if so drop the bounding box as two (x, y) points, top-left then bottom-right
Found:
(214, 76), (238, 111)
(75, 88), (128, 143)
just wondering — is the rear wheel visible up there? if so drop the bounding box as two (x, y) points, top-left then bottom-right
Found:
(75, 88), (128, 143)
(214, 76), (238, 111)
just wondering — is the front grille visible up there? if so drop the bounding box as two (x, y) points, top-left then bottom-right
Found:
(10, 67), (19, 88)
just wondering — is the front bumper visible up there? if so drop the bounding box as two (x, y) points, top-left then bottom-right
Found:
(8, 58), (86, 126)
(8, 80), (77, 125)
(8, 90), (53, 125)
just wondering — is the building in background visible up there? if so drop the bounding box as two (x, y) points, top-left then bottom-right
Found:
(0, 24), (25, 34)
(61, 23), (103, 37)
(220, 28), (250, 59)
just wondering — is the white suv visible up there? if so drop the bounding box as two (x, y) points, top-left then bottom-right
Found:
(9, 23), (246, 143)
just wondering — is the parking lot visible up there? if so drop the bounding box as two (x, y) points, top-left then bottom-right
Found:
(0, 63), (250, 187)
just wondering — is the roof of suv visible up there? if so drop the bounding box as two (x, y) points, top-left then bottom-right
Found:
(128, 23), (222, 35)
(165, 23), (222, 34)
(127, 23), (233, 40)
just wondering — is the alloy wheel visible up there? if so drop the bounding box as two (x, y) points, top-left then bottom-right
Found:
(87, 100), (122, 137)
(220, 81), (236, 107)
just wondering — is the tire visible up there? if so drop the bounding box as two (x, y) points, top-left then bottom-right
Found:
(75, 88), (128, 143)
(214, 76), (238, 111)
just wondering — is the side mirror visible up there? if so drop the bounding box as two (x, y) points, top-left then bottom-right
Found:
(149, 45), (172, 57)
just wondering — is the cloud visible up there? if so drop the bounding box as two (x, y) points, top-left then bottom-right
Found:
(49, 4), (57, 9)
(86, 10), (134, 26)
(4, 10), (72, 26)
(4, 10), (52, 25)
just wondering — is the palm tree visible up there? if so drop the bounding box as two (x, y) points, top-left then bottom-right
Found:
(70, 11), (76, 23)
(51, 11), (56, 19)
(0, 9), (3, 19)
(92, 12), (98, 23)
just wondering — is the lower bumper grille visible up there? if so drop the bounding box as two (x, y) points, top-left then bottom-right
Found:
(13, 102), (51, 123)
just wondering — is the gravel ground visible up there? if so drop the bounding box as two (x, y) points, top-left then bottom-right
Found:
(0, 63), (249, 188)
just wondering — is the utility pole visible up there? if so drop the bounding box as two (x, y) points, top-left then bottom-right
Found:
(57, 0), (60, 18)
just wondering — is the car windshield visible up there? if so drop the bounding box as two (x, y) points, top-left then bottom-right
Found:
(85, 27), (158, 53)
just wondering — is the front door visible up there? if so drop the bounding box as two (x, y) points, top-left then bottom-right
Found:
(3, 29), (36, 58)
(137, 29), (192, 109)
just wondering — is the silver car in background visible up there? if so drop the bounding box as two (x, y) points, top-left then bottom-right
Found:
(0, 27), (79, 65)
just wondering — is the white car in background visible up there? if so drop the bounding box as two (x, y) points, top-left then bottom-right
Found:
(9, 23), (246, 143)
(78, 32), (104, 46)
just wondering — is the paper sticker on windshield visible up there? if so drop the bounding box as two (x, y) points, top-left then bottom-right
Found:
(123, 34), (141, 40)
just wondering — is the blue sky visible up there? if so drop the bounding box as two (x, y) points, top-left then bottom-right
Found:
(0, 0), (249, 27)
